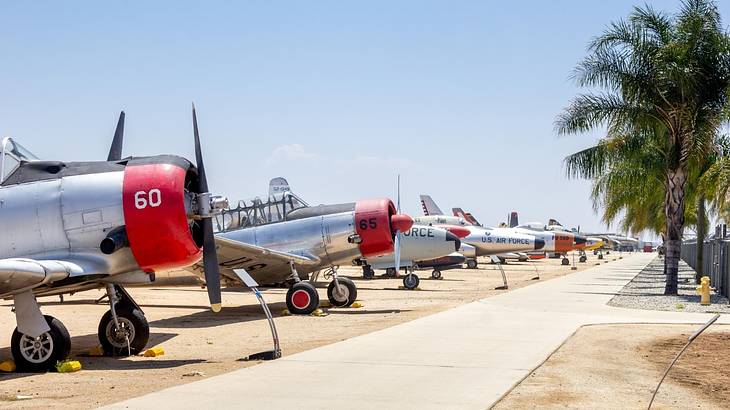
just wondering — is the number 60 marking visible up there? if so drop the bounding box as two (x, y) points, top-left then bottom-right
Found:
(134, 189), (162, 209)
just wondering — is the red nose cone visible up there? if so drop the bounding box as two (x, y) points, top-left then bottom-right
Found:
(443, 225), (470, 239)
(391, 214), (414, 233)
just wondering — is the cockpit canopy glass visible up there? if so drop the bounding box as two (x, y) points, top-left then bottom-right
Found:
(213, 190), (310, 232)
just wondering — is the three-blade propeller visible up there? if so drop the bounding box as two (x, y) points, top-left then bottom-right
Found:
(192, 105), (223, 313)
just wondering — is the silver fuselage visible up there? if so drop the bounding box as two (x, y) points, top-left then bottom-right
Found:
(365, 225), (458, 269)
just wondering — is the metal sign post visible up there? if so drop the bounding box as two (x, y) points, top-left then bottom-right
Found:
(233, 269), (282, 361)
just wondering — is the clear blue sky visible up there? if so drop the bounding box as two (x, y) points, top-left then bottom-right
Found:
(2, 1), (729, 237)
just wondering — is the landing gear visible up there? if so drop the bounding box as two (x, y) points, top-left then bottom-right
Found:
(385, 267), (398, 278)
(403, 273), (420, 290)
(561, 257), (570, 265)
(327, 277), (357, 307)
(579, 255), (587, 263)
(362, 265), (375, 279)
(598, 253), (604, 260)
(431, 269), (442, 280)
(11, 315), (71, 372)
(286, 281), (319, 315)
(98, 284), (149, 356)
(466, 259), (478, 269)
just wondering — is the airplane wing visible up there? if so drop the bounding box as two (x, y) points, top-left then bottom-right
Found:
(0, 258), (89, 297)
(195, 237), (321, 286)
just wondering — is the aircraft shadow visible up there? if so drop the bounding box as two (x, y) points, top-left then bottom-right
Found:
(325, 309), (410, 315)
(149, 302), (288, 329)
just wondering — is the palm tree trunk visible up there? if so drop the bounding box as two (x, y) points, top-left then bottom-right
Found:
(695, 194), (707, 283)
(664, 168), (687, 295)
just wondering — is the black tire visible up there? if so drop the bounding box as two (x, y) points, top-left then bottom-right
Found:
(466, 259), (478, 269)
(362, 266), (374, 279)
(579, 255), (587, 263)
(561, 258), (570, 266)
(286, 282), (319, 315)
(12, 315), (71, 372)
(327, 277), (357, 307)
(385, 267), (397, 277)
(403, 274), (420, 290)
(598, 254), (604, 260)
(431, 270), (442, 280)
(98, 307), (149, 357)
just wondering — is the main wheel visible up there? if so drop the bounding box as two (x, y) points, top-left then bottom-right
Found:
(561, 258), (570, 266)
(579, 255), (587, 263)
(362, 266), (374, 279)
(385, 267), (397, 278)
(327, 277), (357, 307)
(98, 307), (149, 357)
(403, 273), (420, 290)
(286, 281), (320, 315)
(598, 254), (604, 260)
(12, 315), (71, 372)
(466, 259), (478, 269)
(431, 269), (442, 280)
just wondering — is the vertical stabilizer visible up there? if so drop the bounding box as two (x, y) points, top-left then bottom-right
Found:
(453, 207), (481, 226)
(509, 211), (519, 228)
(269, 177), (291, 197)
(419, 194), (444, 216)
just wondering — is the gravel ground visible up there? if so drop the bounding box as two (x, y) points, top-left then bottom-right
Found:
(608, 256), (730, 313)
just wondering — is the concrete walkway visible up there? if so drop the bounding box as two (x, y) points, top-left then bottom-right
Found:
(104, 254), (729, 409)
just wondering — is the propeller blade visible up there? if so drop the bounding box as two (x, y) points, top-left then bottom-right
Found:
(107, 111), (125, 161)
(192, 104), (222, 312)
(396, 174), (401, 213)
(394, 230), (401, 275)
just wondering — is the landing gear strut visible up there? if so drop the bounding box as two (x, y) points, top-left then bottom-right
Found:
(98, 284), (149, 356)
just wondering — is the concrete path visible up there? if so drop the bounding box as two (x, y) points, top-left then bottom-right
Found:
(104, 254), (729, 410)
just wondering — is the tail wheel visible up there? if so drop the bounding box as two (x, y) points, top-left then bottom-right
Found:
(403, 273), (420, 290)
(286, 282), (319, 315)
(327, 277), (358, 307)
(98, 307), (149, 356)
(431, 269), (442, 280)
(11, 315), (71, 372)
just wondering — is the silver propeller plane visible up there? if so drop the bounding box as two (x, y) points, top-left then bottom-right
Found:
(0, 108), (227, 371)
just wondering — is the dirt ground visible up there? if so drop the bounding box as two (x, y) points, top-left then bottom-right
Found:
(494, 323), (730, 410)
(0, 253), (609, 409)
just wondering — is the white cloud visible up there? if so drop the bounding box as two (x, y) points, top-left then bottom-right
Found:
(266, 144), (318, 164)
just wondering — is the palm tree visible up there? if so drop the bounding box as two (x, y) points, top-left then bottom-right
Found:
(556, 0), (730, 294)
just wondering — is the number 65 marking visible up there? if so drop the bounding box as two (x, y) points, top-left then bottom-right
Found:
(134, 189), (162, 209)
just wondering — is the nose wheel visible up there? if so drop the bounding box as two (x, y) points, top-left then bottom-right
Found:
(403, 273), (420, 290)
(98, 285), (149, 356)
(327, 277), (358, 307)
(431, 269), (442, 280)
(11, 315), (71, 372)
(286, 281), (320, 315)
(466, 259), (478, 269)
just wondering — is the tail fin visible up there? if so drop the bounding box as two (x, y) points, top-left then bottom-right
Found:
(453, 207), (481, 226)
(547, 218), (563, 227)
(419, 195), (444, 216)
(269, 177), (291, 196)
(509, 211), (519, 228)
